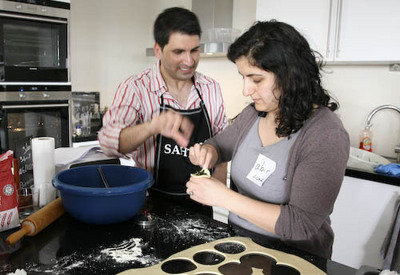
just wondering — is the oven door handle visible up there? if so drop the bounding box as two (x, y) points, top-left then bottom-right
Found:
(0, 12), (67, 24)
(1, 103), (69, 109)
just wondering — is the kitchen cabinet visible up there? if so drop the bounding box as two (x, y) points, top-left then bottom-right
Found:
(256, 0), (400, 62)
(330, 176), (400, 269)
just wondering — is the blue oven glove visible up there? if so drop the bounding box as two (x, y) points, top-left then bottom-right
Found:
(374, 163), (400, 177)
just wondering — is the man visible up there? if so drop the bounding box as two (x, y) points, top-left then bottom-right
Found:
(98, 7), (228, 216)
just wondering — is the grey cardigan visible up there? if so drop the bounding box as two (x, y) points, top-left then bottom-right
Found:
(207, 104), (350, 258)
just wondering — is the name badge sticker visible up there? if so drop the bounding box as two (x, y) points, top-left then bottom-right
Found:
(246, 154), (276, 187)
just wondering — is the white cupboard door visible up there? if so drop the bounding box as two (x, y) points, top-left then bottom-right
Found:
(330, 176), (400, 268)
(335, 0), (400, 62)
(256, 0), (334, 60)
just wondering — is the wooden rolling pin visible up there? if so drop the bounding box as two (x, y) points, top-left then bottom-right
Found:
(6, 197), (65, 245)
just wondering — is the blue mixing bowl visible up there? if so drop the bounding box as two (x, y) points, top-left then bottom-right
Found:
(53, 165), (153, 224)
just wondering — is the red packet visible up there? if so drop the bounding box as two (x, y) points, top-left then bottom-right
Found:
(0, 150), (20, 232)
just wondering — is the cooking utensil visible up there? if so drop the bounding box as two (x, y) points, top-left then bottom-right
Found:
(117, 237), (326, 275)
(134, 213), (157, 229)
(52, 165), (153, 225)
(6, 197), (65, 245)
(97, 166), (110, 188)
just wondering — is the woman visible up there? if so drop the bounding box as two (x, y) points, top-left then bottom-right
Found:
(186, 20), (350, 259)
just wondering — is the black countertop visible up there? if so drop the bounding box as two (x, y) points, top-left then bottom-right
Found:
(345, 167), (400, 186)
(1, 196), (357, 275)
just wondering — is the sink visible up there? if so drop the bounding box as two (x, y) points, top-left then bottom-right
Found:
(347, 147), (391, 172)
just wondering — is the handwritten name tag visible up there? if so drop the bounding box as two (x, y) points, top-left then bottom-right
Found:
(246, 154), (276, 187)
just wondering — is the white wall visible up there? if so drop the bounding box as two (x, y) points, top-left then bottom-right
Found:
(198, 61), (400, 159)
(70, 0), (191, 107)
(70, 0), (400, 159)
(322, 65), (400, 159)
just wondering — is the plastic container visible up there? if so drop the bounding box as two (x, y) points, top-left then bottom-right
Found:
(75, 124), (82, 136)
(359, 125), (373, 152)
(347, 147), (390, 172)
(52, 165), (153, 224)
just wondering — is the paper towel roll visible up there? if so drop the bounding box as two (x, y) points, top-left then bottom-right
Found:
(32, 137), (56, 207)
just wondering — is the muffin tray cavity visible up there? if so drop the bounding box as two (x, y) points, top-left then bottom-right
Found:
(118, 237), (326, 275)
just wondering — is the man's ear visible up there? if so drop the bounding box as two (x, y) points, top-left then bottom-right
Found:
(154, 43), (162, 59)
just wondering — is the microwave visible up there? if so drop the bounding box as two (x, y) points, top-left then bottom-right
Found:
(0, 0), (70, 90)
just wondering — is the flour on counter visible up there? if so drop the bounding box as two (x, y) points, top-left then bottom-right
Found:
(7, 269), (27, 275)
(101, 237), (158, 265)
(5, 217), (228, 274)
(23, 253), (89, 274)
(158, 217), (229, 243)
(19, 238), (160, 274)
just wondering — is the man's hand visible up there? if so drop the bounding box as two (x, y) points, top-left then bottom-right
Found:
(119, 110), (194, 154)
(149, 110), (194, 147)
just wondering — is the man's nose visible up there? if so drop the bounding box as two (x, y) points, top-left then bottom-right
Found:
(182, 52), (194, 66)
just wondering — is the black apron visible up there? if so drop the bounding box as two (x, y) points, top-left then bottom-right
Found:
(151, 81), (212, 216)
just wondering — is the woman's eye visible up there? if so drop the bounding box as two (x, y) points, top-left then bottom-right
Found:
(253, 79), (262, 84)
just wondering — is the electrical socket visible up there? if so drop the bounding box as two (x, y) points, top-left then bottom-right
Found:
(389, 63), (400, 71)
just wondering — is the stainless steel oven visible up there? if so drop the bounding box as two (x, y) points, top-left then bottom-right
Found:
(0, 0), (70, 89)
(0, 91), (71, 154)
(0, 1), (71, 187)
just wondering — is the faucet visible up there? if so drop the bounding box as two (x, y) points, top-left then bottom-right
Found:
(365, 105), (400, 163)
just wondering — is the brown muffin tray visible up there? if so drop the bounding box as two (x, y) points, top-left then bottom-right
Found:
(118, 236), (326, 275)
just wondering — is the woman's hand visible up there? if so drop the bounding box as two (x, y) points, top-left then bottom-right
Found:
(189, 143), (218, 169)
(187, 175), (281, 234)
(186, 176), (230, 207)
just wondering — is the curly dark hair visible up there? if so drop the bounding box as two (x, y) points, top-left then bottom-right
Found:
(153, 7), (201, 49)
(227, 20), (338, 137)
